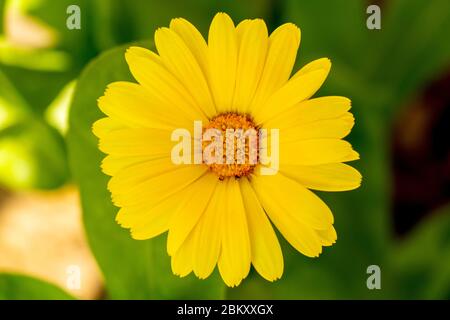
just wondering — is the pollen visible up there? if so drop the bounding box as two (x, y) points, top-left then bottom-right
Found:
(203, 113), (259, 179)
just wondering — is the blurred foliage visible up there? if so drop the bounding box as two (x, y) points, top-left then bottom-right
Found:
(390, 204), (450, 299)
(0, 68), (68, 189)
(0, 0), (449, 299)
(0, 273), (75, 299)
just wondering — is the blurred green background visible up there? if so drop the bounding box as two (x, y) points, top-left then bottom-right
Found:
(0, 0), (449, 299)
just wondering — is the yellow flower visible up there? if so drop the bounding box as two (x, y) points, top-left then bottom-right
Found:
(93, 12), (361, 287)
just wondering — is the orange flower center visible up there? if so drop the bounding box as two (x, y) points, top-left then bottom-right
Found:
(203, 113), (259, 179)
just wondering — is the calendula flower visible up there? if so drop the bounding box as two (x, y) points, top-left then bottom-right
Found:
(93, 12), (361, 287)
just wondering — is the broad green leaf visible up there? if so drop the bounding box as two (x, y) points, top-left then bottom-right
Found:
(67, 41), (225, 299)
(390, 205), (450, 299)
(0, 273), (75, 300)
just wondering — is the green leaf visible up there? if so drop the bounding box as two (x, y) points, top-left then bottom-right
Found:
(0, 273), (75, 300)
(390, 205), (450, 299)
(67, 41), (225, 299)
(0, 121), (69, 190)
(0, 68), (68, 190)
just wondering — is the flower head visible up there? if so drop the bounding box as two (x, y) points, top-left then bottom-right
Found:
(93, 12), (361, 287)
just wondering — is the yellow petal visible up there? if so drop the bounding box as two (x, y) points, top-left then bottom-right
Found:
(167, 173), (218, 256)
(265, 96), (352, 129)
(124, 190), (187, 239)
(208, 12), (238, 113)
(172, 230), (196, 277)
(192, 180), (226, 279)
(112, 165), (207, 207)
(233, 19), (268, 113)
(248, 23), (300, 114)
(98, 127), (172, 157)
(254, 68), (329, 124)
(281, 139), (359, 166)
(119, 176), (198, 236)
(280, 113), (355, 142)
(107, 157), (177, 195)
(218, 179), (251, 287)
(317, 225), (337, 247)
(251, 173), (333, 229)
(281, 163), (362, 191)
(98, 81), (196, 130)
(155, 28), (216, 118)
(92, 117), (123, 138)
(251, 174), (326, 257)
(170, 18), (209, 80)
(240, 178), (283, 282)
(291, 57), (331, 80)
(101, 155), (154, 176)
(125, 47), (208, 121)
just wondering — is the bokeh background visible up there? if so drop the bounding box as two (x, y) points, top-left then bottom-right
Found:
(0, 0), (449, 299)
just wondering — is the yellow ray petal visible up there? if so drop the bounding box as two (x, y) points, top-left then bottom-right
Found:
(280, 113), (355, 142)
(291, 57), (331, 80)
(317, 225), (337, 247)
(265, 96), (352, 129)
(126, 184), (193, 239)
(112, 165), (207, 207)
(254, 68), (329, 124)
(117, 193), (178, 231)
(208, 12), (238, 113)
(101, 155), (159, 176)
(218, 179), (251, 287)
(92, 117), (124, 138)
(170, 18), (209, 80)
(125, 47), (208, 121)
(117, 171), (201, 231)
(98, 127), (173, 157)
(240, 178), (283, 282)
(98, 81), (196, 130)
(281, 163), (362, 192)
(192, 180), (226, 279)
(107, 157), (177, 194)
(172, 230), (196, 277)
(233, 19), (268, 113)
(248, 23), (300, 114)
(281, 139), (359, 166)
(155, 27), (216, 118)
(167, 173), (218, 256)
(250, 174), (326, 257)
(251, 173), (333, 229)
